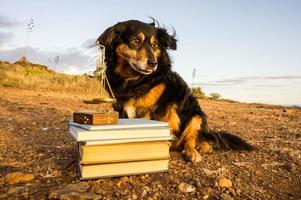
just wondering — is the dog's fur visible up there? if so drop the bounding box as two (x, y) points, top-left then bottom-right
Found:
(96, 20), (252, 162)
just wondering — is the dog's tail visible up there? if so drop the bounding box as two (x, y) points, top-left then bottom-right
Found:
(199, 126), (253, 151)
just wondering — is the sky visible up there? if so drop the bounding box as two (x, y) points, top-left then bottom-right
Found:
(0, 0), (300, 105)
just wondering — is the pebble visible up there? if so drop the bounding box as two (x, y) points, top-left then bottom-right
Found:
(141, 190), (147, 198)
(116, 176), (129, 187)
(178, 182), (196, 193)
(218, 177), (233, 188)
(220, 193), (234, 200)
(7, 186), (28, 195)
(48, 182), (103, 199)
(132, 194), (137, 199)
(5, 172), (35, 184)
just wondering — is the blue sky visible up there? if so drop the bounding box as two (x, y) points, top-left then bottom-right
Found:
(0, 0), (300, 105)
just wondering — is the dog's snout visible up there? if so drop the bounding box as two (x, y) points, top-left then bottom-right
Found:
(148, 60), (158, 68)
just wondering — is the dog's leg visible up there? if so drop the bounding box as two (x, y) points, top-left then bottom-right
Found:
(124, 99), (136, 119)
(180, 116), (202, 162)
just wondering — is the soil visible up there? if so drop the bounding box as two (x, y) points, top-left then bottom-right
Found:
(0, 88), (300, 200)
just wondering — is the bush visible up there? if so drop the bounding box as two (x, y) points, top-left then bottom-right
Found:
(210, 92), (222, 100)
(191, 87), (206, 99)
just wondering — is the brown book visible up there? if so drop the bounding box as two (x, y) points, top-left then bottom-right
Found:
(78, 159), (169, 179)
(73, 110), (119, 125)
(79, 141), (170, 164)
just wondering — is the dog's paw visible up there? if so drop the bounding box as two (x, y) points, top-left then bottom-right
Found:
(125, 106), (136, 119)
(184, 148), (202, 162)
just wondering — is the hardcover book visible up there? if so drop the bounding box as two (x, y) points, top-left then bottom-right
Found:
(78, 159), (169, 179)
(79, 141), (170, 164)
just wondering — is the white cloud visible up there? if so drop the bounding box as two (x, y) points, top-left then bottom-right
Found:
(0, 46), (94, 74)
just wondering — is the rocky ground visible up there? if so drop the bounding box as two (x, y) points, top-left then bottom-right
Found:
(0, 87), (300, 200)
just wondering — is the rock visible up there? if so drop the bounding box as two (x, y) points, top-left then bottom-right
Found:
(203, 194), (210, 199)
(132, 193), (137, 199)
(56, 192), (102, 200)
(7, 186), (28, 196)
(5, 172), (35, 184)
(218, 178), (232, 188)
(178, 182), (196, 193)
(49, 182), (101, 199)
(220, 193), (234, 200)
(116, 176), (129, 187)
(141, 190), (148, 198)
(198, 141), (213, 153)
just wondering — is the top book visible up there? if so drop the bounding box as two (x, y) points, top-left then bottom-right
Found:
(69, 118), (169, 131)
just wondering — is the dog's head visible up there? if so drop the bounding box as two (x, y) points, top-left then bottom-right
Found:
(97, 20), (177, 78)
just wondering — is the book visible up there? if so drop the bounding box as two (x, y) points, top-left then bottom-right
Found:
(83, 136), (172, 146)
(69, 118), (168, 131)
(78, 159), (169, 179)
(79, 141), (170, 164)
(69, 125), (171, 142)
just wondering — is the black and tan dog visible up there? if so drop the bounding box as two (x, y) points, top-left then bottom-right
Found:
(96, 19), (252, 162)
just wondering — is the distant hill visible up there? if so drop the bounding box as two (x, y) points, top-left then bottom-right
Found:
(0, 57), (100, 96)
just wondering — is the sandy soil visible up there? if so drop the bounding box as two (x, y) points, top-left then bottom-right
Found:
(0, 88), (300, 199)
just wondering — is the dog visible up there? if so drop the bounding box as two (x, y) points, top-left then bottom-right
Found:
(96, 19), (252, 162)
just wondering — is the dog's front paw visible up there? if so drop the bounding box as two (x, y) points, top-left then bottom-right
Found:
(184, 148), (202, 162)
(125, 106), (136, 119)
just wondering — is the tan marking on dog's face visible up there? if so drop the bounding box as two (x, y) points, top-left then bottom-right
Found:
(135, 83), (166, 108)
(150, 36), (161, 60)
(115, 44), (140, 79)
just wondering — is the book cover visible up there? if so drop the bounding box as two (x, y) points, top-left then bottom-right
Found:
(83, 136), (172, 146)
(79, 141), (170, 164)
(78, 159), (169, 179)
(69, 125), (171, 142)
(69, 118), (168, 131)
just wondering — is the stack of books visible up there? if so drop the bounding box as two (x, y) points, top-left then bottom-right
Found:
(69, 119), (171, 179)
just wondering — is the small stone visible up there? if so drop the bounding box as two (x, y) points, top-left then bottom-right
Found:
(141, 190), (147, 198)
(7, 187), (27, 195)
(203, 194), (210, 199)
(198, 141), (213, 153)
(132, 194), (137, 199)
(218, 178), (232, 188)
(49, 182), (93, 199)
(116, 176), (129, 187)
(42, 128), (48, 131)
(220, 193), (234, 200)
(178, 182), (196, 193)
(5, 172), (35, 184)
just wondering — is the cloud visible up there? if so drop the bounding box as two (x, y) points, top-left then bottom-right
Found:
(0, 16), (20, 27)
(0, 46), (94, 74)
(81, 38), (97, 49)
(0, 32), (13, 46)
(194, 75), (301, 87)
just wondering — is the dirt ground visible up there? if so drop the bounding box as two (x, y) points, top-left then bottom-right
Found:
(0, 87), (300, 200)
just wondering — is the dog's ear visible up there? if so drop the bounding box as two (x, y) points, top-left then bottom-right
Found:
(97, 23), (123, 47)
(157, 28), (177, 50)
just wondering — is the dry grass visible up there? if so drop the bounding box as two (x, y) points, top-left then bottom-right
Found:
(0, 60), (100, 97)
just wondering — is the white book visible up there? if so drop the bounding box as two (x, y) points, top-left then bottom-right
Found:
(83, 136), (173, 146)
(69, 125), (171, 142)
(69, 118), (168, 131)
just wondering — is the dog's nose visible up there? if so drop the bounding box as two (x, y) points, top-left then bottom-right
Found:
(148, 60), (158, 68)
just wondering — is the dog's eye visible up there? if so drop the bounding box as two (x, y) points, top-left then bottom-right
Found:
(131, 37), (141, 45)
